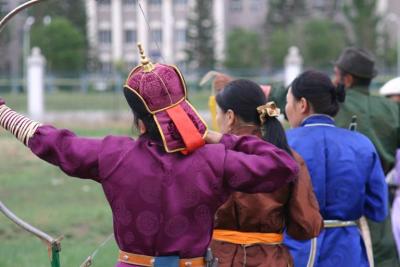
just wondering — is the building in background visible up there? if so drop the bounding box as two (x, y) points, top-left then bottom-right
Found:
(378, 0), (400, 46)
(85, 0), (267, 72)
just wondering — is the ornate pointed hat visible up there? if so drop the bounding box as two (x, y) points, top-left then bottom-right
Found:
(124, 44), (207, 153)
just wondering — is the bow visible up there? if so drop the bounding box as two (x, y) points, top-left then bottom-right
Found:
(0, 1), (63, 267)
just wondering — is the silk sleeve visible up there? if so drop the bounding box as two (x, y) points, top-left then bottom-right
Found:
(364, 150), (389, 222)
(220, 134), (298, 194)
(28, 125), (102, 181)
(286, 151), (323, 240)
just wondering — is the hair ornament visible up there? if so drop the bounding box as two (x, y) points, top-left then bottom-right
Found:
(257, 101), (280, 124)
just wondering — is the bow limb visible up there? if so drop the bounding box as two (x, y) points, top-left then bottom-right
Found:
(0, 0), (48, 32)
(0, 1), (61, 266)
(0, 200), (62, 266)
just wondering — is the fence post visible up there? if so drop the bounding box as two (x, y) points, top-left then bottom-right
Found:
(284, 46), (303, 87)
(27, 47), (46, 120)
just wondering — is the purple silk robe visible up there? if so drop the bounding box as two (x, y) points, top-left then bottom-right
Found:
(28, 125), (298, 267)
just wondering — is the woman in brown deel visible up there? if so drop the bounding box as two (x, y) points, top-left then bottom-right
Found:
(211, 79), (323, 267)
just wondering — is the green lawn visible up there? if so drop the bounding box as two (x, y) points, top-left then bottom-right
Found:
(1, 89), (211, 112)
(0, 125), (131, 267)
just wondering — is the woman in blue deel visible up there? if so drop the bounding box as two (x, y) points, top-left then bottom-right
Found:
(283, 70), (388, 267)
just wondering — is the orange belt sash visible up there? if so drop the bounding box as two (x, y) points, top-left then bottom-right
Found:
(118, 250), (205, 267)
(213, 229), (283, 245)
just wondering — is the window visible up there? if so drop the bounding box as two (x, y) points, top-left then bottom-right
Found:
(151, 29), (162, 43)
(230, 0), (242, 12)
(313, 0), (325, 9)
(98, 30), (112, 44)
(125, 61), (137, 69)
(250, 0), (261, 11)
(173, 0), (187, 5)
(123, 0), (136, 6)
(150, 50), (162, 59)
(175, 29), (186, 43)
(149, 0), (162, 6)
(100, 62), (112, 73)
(125, 30), (137, 43)
(97, 0), (111, 5)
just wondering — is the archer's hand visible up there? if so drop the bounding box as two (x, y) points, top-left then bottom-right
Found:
(0, 98), (5, 106)
(205, 130), (223, 144)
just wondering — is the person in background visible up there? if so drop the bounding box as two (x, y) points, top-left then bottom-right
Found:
(332, 47), (400, 267)
(200, 71), (271, 131)
(379, 77), (400, 102)
(0, 45), (299, 267)
(284, 70), (388, 267)
(379, 77), (400, 259)
(211, 79), (323, 267)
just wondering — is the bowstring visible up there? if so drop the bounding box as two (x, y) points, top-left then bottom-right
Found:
(137, 0), (165, 62)
(80, 3), (166, 265)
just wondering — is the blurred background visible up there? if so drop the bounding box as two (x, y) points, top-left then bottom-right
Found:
(0, 0), (399, 266)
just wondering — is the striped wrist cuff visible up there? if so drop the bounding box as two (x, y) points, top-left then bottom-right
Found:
(0, 105), (42, 146)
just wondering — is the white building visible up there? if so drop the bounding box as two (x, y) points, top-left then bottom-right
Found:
(85, 0), (267, 72)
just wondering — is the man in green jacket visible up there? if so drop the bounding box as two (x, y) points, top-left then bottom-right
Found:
(332, 47), (400, 267)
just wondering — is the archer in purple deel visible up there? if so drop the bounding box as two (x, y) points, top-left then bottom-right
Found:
(0, 44), (298, 267)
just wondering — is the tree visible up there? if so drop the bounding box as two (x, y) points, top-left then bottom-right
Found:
(28, 0), (88, 71)
(266, 19), (347, 69)
(224, 28), (263, 70)
(266, 0), (307, 30)
(186, 0), (215, 72)
(31, 17), (85, 74)
(302, 19), (347, 68)
(343, 0), (380, 52)
(267, 28), (292, 68)
(28, 0), (87, 36)
(265, 0), (307, 68)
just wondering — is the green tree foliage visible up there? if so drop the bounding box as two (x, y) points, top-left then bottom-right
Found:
(266, 19), (347, 68)
(302, 19), (347, 67)
(28, 0), (88, 71)
(343, 0), (380, 51)
(28, 0), (87, 36)
(31, 17), (85, 74)
(265, 0), (307, 67)
(186, 0), (215, 71)
(224, 28), (263, 70)
(266, 0), (307, 30)
(267, 28), (292, 68)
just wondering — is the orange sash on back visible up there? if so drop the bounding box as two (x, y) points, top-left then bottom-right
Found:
(213, 229), (283, 245)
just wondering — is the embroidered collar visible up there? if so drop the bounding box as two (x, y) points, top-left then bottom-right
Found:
(300, 114), (335, 128)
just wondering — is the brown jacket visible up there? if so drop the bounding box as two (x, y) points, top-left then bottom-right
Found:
(211, 150), (323, 267)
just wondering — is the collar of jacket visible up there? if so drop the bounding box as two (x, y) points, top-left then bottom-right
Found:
(300, 114), (335, 127)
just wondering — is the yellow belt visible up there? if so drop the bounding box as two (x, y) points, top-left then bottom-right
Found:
(118, 250), (205, 267)
(213, 229), (283, 245)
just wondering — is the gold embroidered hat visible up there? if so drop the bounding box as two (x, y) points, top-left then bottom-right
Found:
(124, 44), (207, 153)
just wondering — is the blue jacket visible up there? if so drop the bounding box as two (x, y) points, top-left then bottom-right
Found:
(284, 114), (388, 267)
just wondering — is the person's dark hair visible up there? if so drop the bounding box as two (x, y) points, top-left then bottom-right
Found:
(291, 70), (346, 117)
(339, 68), (372, 88)
(216, 79), (292, 155)
(123, 87), (162, 141)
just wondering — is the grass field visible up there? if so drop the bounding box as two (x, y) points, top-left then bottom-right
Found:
(0, 89), (211, 112)
(0, 90), (210, 267)
(0, 126), (125, 267)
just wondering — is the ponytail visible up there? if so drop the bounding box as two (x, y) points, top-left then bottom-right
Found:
(261, 117), (292, 156)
